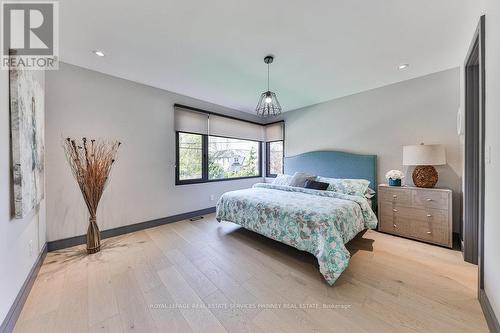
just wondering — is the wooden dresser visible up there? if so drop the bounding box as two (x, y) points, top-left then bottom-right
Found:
(377, 184), (452, 247)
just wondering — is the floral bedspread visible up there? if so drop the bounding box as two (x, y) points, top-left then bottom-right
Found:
(215, 183), (378, 285)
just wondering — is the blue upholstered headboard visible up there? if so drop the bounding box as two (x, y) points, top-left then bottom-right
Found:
(284, 150), (377, 210)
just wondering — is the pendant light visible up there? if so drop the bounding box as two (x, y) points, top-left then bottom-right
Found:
(256, 55), (282, 117)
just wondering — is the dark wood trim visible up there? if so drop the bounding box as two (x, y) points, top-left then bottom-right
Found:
(477, 15), (486, 293)
(463, 16), (485, 293)
(47, 207), (216, 251)
(176, 175), (263, 186)
(0, 243), (47, 333)
(258, 139), (263, 178)
(202, 134), (209, 181)
(480, 289), (500, 333)
(174, 104), (264, 126)
(264, 120), (285, 126)
(464, 62), (480, 264)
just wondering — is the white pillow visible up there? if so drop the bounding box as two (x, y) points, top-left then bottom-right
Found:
(272, 174), (293, 186)
(316, 176), (370, 197)
(289, 172), (317, 187)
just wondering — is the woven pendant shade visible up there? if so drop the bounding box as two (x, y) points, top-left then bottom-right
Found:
(256, 91), (282, 117)
(256, 55), (282, 117)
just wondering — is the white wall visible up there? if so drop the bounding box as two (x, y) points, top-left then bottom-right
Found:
(284, 68), (462, 232)
(0, 71), (46, 324)
(45, 63), (263, 242)
(481, 0), (500, 320)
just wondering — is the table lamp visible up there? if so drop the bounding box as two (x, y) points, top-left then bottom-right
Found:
(402, 143), (446, 188)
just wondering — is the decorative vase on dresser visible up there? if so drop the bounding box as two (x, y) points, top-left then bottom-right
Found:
(377, 184), (452, 248)
(388, 178), (401, 186)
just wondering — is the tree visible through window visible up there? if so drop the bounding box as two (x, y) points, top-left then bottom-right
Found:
(267, 141), (283, 176)
(178, 132), (202, 180)
(176, 132), (261, 184)
(209, 136), (259, 179)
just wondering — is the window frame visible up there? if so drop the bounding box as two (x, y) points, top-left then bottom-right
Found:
(175, 131), (263, 185)
(266, 140), (284, 178)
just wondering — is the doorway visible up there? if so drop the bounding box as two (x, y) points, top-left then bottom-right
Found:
(463, 15), (485, 292)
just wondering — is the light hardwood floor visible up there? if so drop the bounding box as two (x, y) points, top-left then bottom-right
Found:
(14, 214), (488, 333)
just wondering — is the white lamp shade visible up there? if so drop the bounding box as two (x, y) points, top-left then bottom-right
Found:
(402, 144), (446, 166)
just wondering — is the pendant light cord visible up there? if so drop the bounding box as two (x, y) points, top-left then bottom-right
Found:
(267, 63), (270, 91)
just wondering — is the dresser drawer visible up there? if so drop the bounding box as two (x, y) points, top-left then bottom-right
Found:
(412, 189), (449, 210)
(379, 211), (409, 236)
(379, 202), (450, 246)
(408, 218), (450, 246)
(388, 205), (449, 224)
(379, 188), (411, 206)
(379, 203), (412, 236)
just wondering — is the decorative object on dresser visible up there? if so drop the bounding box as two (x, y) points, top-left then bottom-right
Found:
(385, 170), (404, 186)
(403, 143), (446, 188)
(377, 184), (452, 247)
(63, 138), (121, 254)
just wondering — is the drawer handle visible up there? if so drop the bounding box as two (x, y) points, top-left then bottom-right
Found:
(426, 231), (432, 234)
(426, 214), (432, 217)
(393, 209), (398, 212)
(393, 224), (397, 228)
(392, 195), (397, 199)
(426, 198), (433, 202)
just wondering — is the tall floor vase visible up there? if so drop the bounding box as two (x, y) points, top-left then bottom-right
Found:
(64, 138), (121, 254)
(86, 216), (101, 254)
(63, 137), (120, 256)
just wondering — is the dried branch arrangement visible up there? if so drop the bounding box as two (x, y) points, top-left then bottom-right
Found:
(63, 137), (121, 254)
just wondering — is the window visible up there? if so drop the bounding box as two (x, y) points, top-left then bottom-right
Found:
(266, 141), (284, 177)
(178, 132), (203, 181)
(174, 105), (284, 185)
(209, 136), (260, 180)
(264, 122), (284, 177)
(176, 132), (262, 184)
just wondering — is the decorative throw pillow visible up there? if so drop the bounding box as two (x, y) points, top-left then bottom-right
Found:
(316, 176), (335, 188)
(317, 176), (370, 197)
(365, 187), (376, 199)
(303, 179), (329, 191)
(272, 174), (292, 186)
(289, 172), (316, 187)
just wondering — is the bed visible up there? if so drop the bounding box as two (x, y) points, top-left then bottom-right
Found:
(215, 150), (378, 285)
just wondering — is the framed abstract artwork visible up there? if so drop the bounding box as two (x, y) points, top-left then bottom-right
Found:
(9, 56), (45, 218)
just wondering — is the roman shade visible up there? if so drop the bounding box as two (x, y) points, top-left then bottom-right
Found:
(265, 122), (284, 141)
(175, 105), (266, 141)
(174, 107), (209, 135)
(209, 114), (265, 141)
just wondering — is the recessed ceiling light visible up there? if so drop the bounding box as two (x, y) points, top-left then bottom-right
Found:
(93, 50), (105, 57)
(398, 63), (409, 70)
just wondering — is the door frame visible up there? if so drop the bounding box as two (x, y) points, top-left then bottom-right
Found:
(463, 15), (485, 292)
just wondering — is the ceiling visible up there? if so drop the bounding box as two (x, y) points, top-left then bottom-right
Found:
(59, 0), (480, 113)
